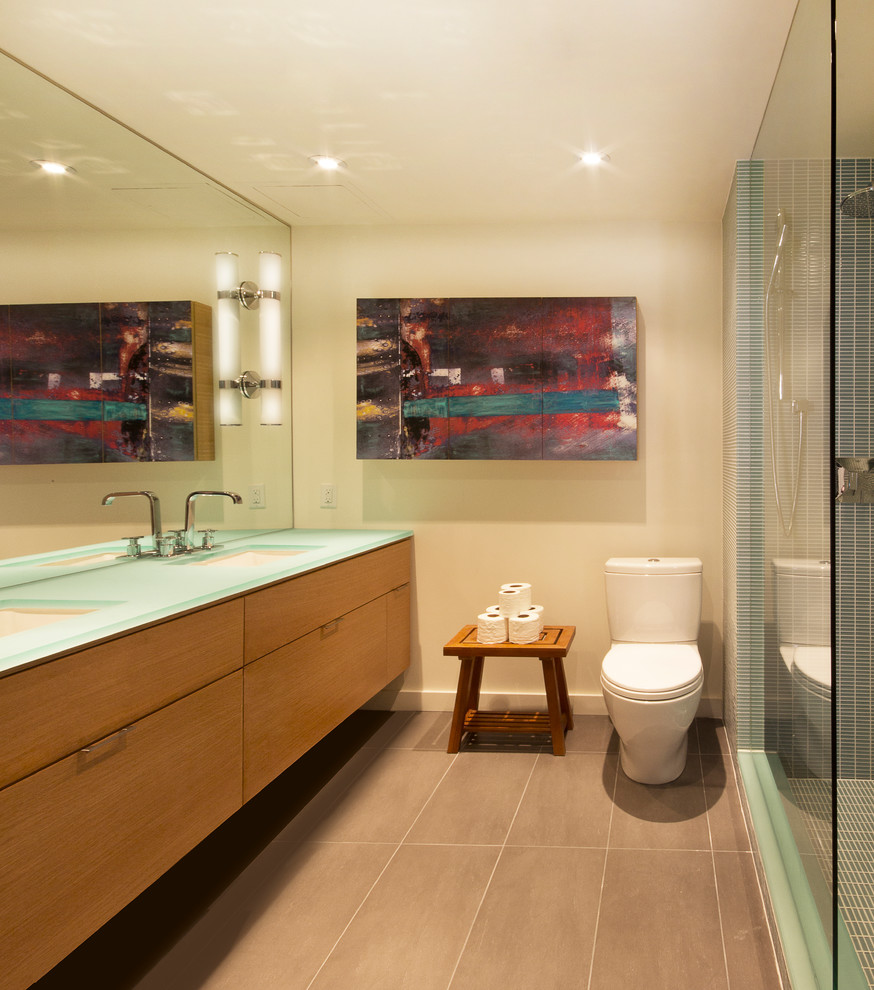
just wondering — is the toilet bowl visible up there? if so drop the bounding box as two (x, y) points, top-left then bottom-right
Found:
(601, 557), (704, 785)
(773, 558), (831, 779)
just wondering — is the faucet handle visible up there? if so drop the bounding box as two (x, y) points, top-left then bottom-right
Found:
(124, 536), (144, 558)
(199, 529), (217, 549)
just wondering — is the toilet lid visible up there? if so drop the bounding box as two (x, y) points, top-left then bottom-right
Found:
(601, 644), (703, 701)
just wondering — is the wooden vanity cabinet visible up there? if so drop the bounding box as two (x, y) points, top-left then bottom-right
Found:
(0, 671), (243, 990)
(0, 537), (411, 990)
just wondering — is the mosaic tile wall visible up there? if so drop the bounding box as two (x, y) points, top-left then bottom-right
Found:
(726, 159), (831, 767)
(724, 161), (766, 751)
(761, 160), (832, 777)
(835, 158), (874, 780)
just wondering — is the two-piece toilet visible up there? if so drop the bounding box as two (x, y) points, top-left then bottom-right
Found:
(601, 557), (704, 784)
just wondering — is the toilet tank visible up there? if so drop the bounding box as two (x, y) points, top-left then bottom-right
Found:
(772, 558), (830, 647)
(605, 557), (703, 643)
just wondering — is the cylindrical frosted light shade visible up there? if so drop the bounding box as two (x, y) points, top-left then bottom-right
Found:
(258, 251), (283, 425)
(216, 252), (242, 426)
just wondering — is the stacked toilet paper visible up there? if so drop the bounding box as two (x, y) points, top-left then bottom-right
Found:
(476, 582), (545, 644)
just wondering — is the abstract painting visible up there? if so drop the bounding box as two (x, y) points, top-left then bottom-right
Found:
(357, 297), (637, 460)
(0, 300), (214, 464)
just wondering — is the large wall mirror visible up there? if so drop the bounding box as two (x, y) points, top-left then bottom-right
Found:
(0, 52), (293, 558)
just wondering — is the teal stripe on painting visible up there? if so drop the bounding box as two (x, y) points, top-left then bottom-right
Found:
(450, 393), (542, 417)
(103, 402), (148, 420)
(403, 397), (450, 418)
(543, 389), (620, 413)
(402, 390), (619, 419)
(0, 400), (149, 422)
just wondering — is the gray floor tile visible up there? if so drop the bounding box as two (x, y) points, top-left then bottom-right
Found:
(364, 709), (452, 750)
(300, 748), (454, 843)
(609, 756), (712, 850)
(703, 755), (753, 851)
(590, 848), (729, 990)
(713, 851), (783, 990)
(506, 752), (619, 847)
(564, 714), (620, 753)
(406, 751), (537, 845)
(309, 844), (500, 990)
(449, 846), (606, 990)
(134, 841), (396, 990)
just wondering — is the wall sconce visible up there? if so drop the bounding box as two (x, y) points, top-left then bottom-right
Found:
(215, 251), (283, 426)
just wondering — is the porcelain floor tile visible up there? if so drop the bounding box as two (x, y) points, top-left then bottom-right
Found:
(449, 845), (605, 990)
(590, 848), (729, 990)
(309, 843), (500, 990)
(506, 752), (619, 848)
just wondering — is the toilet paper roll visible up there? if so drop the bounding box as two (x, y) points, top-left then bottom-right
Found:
(526, 604), (544, 633)
(508, 612), (541, 644)
(498, 588), (525, 617)
(501, 582), (532, 610)
(477, 612), (507, 644)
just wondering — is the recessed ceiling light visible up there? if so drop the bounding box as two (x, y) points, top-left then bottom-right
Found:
(580, 151), (610, 166)
(310, 155), (346, 171)
(30, 159), (77, 176)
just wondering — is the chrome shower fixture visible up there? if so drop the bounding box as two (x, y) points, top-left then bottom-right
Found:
(841, 183), (874, 219)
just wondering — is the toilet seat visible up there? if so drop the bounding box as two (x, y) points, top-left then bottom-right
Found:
(601, 643), (703, 701)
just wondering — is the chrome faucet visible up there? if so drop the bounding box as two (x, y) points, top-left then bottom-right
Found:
(184, 491), (243, 550)
(101, 491), (163, 553)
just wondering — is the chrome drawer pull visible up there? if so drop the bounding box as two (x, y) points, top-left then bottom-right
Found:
(80, 725), (133, 754)
(321, 618), (342, 636)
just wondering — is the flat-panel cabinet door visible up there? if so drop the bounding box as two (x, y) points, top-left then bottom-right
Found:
(0, 671), (243, 990)
(244, 539), (410, 662)
(244, 598), (388, 800)
(386, 583), (411, 681)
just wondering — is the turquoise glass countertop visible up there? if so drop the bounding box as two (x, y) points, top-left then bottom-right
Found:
(0, 528), (412, 677)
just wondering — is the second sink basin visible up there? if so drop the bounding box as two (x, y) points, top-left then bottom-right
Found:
(0, 601), (106, 637)
(187, 546), (321, 567)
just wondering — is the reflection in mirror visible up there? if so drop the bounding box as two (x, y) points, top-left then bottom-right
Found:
(0, 52), (292, 560)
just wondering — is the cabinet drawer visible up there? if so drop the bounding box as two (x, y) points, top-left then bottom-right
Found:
(244, 597), (388, 800)
(244, 539), (410, 662)
(387, 583), (411, 681)
(0, 599), (244, 790)
(0, 670), (243, 990)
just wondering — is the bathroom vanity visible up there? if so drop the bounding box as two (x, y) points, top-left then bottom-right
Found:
(0, 529), (411, 990)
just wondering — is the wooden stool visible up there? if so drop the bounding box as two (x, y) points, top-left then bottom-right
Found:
(443, 624), (575, 756)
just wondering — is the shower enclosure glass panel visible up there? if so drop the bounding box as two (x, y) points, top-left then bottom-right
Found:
(733, 0), (837, 985)
(835, 0), (874, 983)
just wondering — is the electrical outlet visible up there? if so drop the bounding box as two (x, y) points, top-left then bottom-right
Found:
(248, 483), (266, 509)
(320, 484), (337, 509)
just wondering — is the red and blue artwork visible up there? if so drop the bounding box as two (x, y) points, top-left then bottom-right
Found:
(356, 297), (637, 460)
(0, 300), (200, 464)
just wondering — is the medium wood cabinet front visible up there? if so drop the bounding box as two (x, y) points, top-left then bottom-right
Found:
(0, 671), (243, 990)
(243, 597), (388, 800)
(243, 539), (410, 662)
(386, 583), (411, 682)
(0, 599), (244, 790)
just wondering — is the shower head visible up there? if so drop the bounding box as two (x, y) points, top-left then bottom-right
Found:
(841, 183), (874, 219)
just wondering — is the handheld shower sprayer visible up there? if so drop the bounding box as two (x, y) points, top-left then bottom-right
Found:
(764, 211), (806, 537)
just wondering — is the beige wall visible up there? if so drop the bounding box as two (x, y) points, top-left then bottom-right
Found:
(1, 223), (293, 557)
(291, 220), (725, 712)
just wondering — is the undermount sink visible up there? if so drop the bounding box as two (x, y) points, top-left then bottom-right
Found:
(40, 552), (125, 568)
(0, 602), (104, 637)
(187, 546), (319, 567)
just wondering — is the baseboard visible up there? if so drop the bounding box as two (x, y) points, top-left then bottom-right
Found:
(364, 688), (723, 719)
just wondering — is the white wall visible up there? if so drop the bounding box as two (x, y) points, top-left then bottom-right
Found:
(291, 220), (725, 712)
(0, 223), (293, 557)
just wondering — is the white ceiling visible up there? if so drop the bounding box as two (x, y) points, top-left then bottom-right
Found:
(0, 0), (799, 228)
